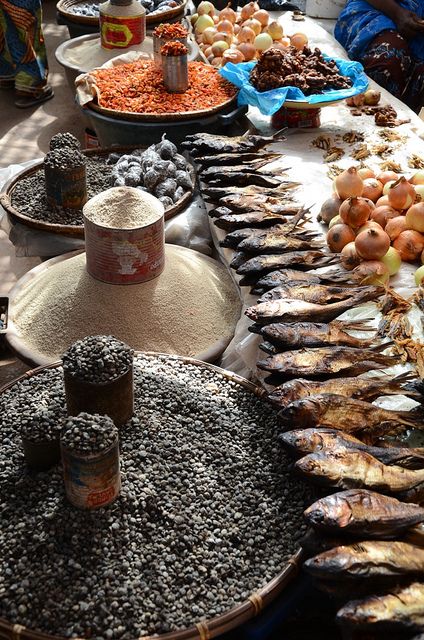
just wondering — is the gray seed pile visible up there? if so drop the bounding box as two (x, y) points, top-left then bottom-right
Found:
(61, 413), (118, 454)
(49, 133), (81, 152)
(0, 354), (312, 639)
(11, 156), (113, 226)
(62, 335), (133, 383)
(21, 407), (65, 442)
(69, 0), (184, 17)
(44, 148), (86, 170)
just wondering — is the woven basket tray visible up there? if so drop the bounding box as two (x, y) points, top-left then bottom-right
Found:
(0, 353), (303, 640)
(0, 146), (195, 238)
(56, 0), (188, 27)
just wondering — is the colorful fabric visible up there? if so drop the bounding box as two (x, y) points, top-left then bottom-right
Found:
(335, 0), (424, 62)
(0, 0), (48, 94)
(362, 30), (424, 111)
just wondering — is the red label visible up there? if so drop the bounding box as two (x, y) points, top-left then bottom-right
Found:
(100, 14), (145, 49)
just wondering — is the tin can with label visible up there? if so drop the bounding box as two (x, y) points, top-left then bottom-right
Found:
(271, 106), (321, 129)
(61, 435), (121, 510)
(100, 0), (146, 50)
(44, 163), (87, 210)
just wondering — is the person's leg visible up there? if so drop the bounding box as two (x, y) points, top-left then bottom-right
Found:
(1, 0), (53, 106)
(0, 7), (16, 89)
(405, 60), (424, 114)
(361, 30), (414, 105)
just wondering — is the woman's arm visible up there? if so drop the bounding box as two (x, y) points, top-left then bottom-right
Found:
(365, 0), (424, 39)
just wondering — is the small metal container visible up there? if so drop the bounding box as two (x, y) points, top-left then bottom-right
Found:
(61, 435), (121, 509)
(162, 53), (188, 93)
(153, 34), (187, 67)
(44, 163), (87, 210)
(64, 365), (134, 427)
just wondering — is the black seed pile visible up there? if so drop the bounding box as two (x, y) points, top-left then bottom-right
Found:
(21, 407), (65, 442)
(44, 148), (86, 170)
(49, 133), (81, 152)
(0, 354), (312, 639)
(61, 413), (118, 454)
(11, 156), (112, 226)
(62, 335), (133, 383)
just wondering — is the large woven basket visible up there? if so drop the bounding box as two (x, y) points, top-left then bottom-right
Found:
(56, 0), (188, 27)
(0, 146), (195, 238)
(0, 354), (303, 640)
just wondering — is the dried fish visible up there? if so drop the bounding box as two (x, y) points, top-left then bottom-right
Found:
(201, 172), (288, 188)
(220, 225), (315, 250)
(281, 428), (424, 468)
(351, 144), (371, 160)
(336, 582), (424, 632)
(303, 489), (424, 537)
(370, 143), (391, 158)
(379, 160), (403, 173)
(405, 523), (424, 548)
(237, 251), (337, 277)
(208, 206), (233, 218)
(194, 152), (283, 169)
(203, 183), (297, 200)
(258, 284), (382, 306)
(295, 450), (424, 498)
(216, 192), (298, 213)
(324, 147), (344, 163)
(409, 154), (424, 170)
(327, 164), (344, 180)
(342, 131), (365, 144)
(229, 251), (250, 270)
(214, 211), (291, 231)
(199, 163), (288, 179)
(182, 128), (286, 156)
(253, 319), (378, 349)
(311, 135), (332, 150)
(379, 129), (406, 143)
(252, 268), (359, 294)
(304, 541), (424, 581)
(280, 393), (421, 440)
(238, 232), (323, 255)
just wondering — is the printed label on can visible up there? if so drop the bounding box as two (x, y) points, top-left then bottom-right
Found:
(45, 165), (87, 209)
(61, 441), (121, 509)
(100, 14), (145, 49)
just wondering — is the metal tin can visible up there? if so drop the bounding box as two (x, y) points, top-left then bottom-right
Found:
(162, 54), (188, 93)
(153, 34), (188, 67)
(99, 0), (146, 50)
(271, 106), (321, 129)
(44, 164), (87, 210)
(64, 365), (134, 427)
(61, 436), (121, 509)
(83, 210), (165, 285)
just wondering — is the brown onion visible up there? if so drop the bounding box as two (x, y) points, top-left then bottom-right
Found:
(362, 178), (383, 202)
(221, 49), (245, 64)
(353, 260), (389, 285)
(370, 205), (399, 228)
(375, 195), (390, 207)
(385, 216), (408, 241)
(405, 202), (424, 233)
(355, 227), (390, 260)
(219, 5), (237, 23)
(327, 224), (355, 253)
(393, 230), (424, 262)
(410, 170), (424, 186)
(238, 26), (256, 42)
(341, 242), (361, 270)
(388, 177), (415, 210)
(356, 220), (382, 234)
(237, 42), (256, 60)
(357, 167), (375, 180)
(318, 194), (343, 225)
(339, 196), (374, 228)
(334, 167), (364, 201)
(363, 89), (381, 105)
(376, 171), (400, 185)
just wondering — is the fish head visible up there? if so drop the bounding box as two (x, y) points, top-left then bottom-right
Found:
(280, 428), (325, 454)
(295, 453), (339, 484)
(283, 398), (322, 429)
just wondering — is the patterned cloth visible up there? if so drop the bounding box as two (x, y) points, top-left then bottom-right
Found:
(335, 0), (424, 61)
(0, 0), (48, 94)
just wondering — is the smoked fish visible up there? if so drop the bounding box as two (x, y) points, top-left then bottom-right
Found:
(252, 320), (377, 349)
(304, 541), (424, 580)
(237, 229), (323, 254)
(194, 151), (283, 168)
(405, 523), (424, 548)
(252, 268), (360, 293)
(237, 252), (338, 277)
(303, 489), (424, 537)
(258, 284), (382, 306)
(268, 372), (415, 407)
(279, 393), (421, 437)
(202, 172), (287, 188)
(215, 211), (296, 231)
(336, 582), (424, 632)
(294, 450), (424, 498)
(281, 428), (424, 469)
(216, 193), (298, 213)
(220, 227), (317, 249)
(182, 129), (287, 156)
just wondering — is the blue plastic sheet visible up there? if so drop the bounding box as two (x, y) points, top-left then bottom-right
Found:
(219, 54), (369, 115)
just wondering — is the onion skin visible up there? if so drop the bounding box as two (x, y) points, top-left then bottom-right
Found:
(405, 202), (424, 233)
(385, 216), (408, 241)
(339, 196), (374, 228)
(393, 230), (424, 262)
(370, 205), (399, 228)
(376, 171), (400, 185)
(341, 242), (361, 270)
(388, 177), (415, 210)
(375, 195), (391, 208)
(327, 224), (355, 253)
(362, 178), (383, 202)
(355, 227), (390, 260)
(334, 167), (364, 201)
(410, 170), (424, 186)
(353, 260), (389, 285)
(357, 167), (375, 180)
(381, 246), (401, 276)
(318, 194), (343, 225)
(356, 221), (382, 234)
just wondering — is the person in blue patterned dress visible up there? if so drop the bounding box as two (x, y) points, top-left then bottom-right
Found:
(335, 0), (424, 112)
(0, 0), (54, 108)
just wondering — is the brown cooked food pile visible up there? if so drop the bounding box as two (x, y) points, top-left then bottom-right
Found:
(250, 46), (352, 94)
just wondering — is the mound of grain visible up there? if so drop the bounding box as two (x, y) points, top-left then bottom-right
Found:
(83, 186), (163, 229)
(11, 245), (241, 364)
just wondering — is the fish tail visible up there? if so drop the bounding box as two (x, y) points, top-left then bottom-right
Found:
(272, 127), (288, 141)
(371, 341), (394, 352)
(338, 319), (376, 332)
